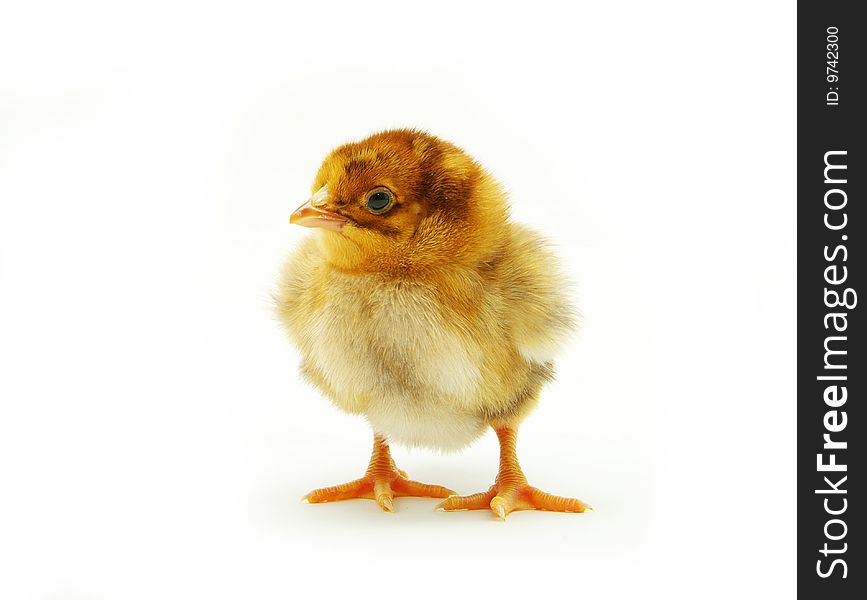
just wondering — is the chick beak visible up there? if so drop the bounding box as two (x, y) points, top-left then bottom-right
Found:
(290, 188), (348, 233)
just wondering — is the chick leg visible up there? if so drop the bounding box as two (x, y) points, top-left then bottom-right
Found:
(436, 425), (589, 519)
(303, 434), (455, 512)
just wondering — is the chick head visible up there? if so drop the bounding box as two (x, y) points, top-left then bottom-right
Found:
(291, 129), (509, 274)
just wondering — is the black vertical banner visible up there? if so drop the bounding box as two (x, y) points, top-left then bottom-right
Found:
(798, 2), (865, 598)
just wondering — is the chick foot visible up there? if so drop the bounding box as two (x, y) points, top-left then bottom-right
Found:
(437, 482), (588, 519)
(303, 434), (454, 512)
(436, 425), (589, 520)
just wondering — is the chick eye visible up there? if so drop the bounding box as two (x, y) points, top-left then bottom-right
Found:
(365, 188), (394, 214)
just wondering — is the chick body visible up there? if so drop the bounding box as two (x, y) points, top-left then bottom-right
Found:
(279, 211), (574, 451)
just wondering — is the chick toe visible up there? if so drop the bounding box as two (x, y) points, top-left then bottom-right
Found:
(435, 490), (496, 512)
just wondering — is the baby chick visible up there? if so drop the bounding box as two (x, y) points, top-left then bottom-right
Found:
(277, 129), (587, 519)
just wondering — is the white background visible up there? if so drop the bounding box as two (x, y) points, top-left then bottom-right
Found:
(0, 1), (796, 598)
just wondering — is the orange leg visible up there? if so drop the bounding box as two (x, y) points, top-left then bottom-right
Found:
(437, 425), (589, 519)
(303, 434), (455, 512)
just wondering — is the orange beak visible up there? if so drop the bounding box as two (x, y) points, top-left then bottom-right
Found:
(290, 188), (348, 233)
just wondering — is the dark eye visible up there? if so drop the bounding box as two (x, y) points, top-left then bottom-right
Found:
(365, 188), (394, 214)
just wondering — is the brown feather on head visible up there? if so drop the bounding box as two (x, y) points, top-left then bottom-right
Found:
(290, 129), (510, 276)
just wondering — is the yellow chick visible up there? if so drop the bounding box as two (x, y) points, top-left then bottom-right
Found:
(277, 129), (587, 519)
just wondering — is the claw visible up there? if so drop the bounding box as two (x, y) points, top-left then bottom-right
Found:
(434, 495), (455, 511)
(490, 496), (507, 520)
